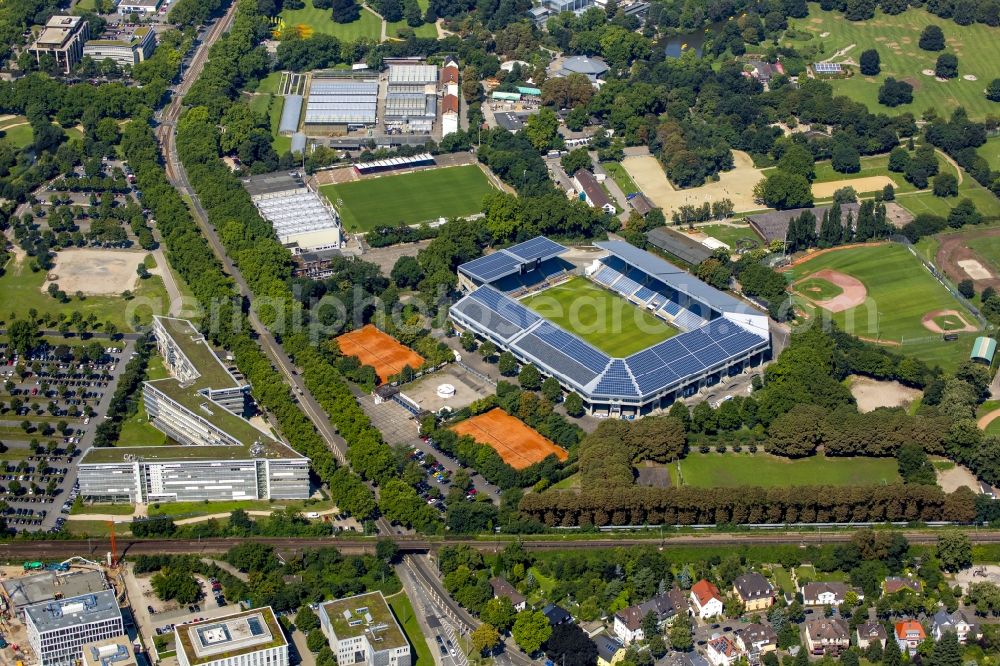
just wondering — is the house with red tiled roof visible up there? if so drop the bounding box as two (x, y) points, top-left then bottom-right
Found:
(895, 620), (925, 656)
(690, 580), (723, 619)
(706, 636), (741, 666)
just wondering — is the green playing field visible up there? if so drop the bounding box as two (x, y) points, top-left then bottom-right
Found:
(521, 277), (678, 357)
(319, 165), (496, 232)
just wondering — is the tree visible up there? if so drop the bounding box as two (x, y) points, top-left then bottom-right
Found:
(948, 199), (982, 228)
(524, 108), (560, 152)
(296, 606), (320, 632)
(919, 25), (946, 51)
(541, 376), (562, 403)
(481, 597), (517, 631)
(929, 631), (962, 666)
(937, 531), (972, 572)
(471, 623), (501, 655)
(519, 364), (542, 391)
(831, 140), (861, 173)
(669, 612), (693, 651)
(987, 78), (1000, 102)
(879, 78), (914, 107)
(957, 278), (975, 298)
(306, 629), (327, 653)
(883, 631), (903, 666)
(479, 340), (497, 361)
(897, 442), (936, 484)
(935, 53), (959, 79)
(561, 148), (592, 176)
(8, 319), (40, 355)
(753, 171), (813, 209)
(498, 352), (519, 376)
(512, 609), (552, 654)
(933, 172), (959, 197)
(544, 623), (597, 666)
(565, 392), (584, 417)
(137, 263), (150, 279)
(331, 0), (361, 21)
(888, 147), (911, 172)
(859, 49), (881, 75)
(391, 256), (424, 288)
(460, 331), (478, 352)
(777, 145), (816, 181)
(151, 568), (200, 604)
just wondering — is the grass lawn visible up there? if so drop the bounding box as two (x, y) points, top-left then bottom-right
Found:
(793, 276), (844, 301)
(676, 452), (901, 487)
(256, 71), (284, 95)
(602, 161), (639, 196)
(771, 565), (795, 595)
(280, 0), (382, 41)
(320, 165), (495, 232)
(66, 520), (132, 536)
(549, 473), (580, 490)
(786, 243), (976, 369)
(147, 497), (334, 518)
(117, 395), (168, 447)
(75, 0), (98, 9)
(0, 122), (33, 149)
(147, 354), (169, 380)
(698, 224), (763, 249)
(898, 176), (999, 218)
(387, 0), (437, 39)
(0, 253), (169, 331)
(521, 276), (678, 356)
(387, 593), (435, 666)
(965, 234), (1000, 271)
(784, 5), (1000, 120)
(71, 503), (135, 515)
(980, 136), (1000, 171)
(810, 154), (918, 194)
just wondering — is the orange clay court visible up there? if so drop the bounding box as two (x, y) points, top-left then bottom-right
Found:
(450, 408), (569, 470)
(336, 325), (424, 383)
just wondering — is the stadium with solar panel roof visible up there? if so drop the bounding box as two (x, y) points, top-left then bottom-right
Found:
(450, 237), (771, 419)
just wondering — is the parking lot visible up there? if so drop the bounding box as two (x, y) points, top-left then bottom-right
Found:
(0, 337), (136, 532)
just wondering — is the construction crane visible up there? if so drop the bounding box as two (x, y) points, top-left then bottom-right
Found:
(108, 521), (117, 568)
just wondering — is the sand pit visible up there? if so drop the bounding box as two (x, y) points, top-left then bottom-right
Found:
(921, 309), (977, 334)
(849, 375), (921, 413)
(958, 259), (992, 281)
(964, 74), (978, 81)
(922, 69), (935, 76)
(793, 268), (867, 313)
(622, 150), (764, 213)
(336, 324), (425, 382)
(811, 176), (895, 198)
(450, 408), (568, 470)
(936, 464), (979, 494)
(43, 248), (145, 295)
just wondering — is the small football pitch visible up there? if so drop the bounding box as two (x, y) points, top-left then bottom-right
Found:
(320, 165), (495, 232)
(521, 277), (678, 357)
(673, 452), (901, 488)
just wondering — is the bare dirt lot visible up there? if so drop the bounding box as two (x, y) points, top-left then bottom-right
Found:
(622, 150), (764, 213)
(936, 463), (980, 494)
(811, 176), (895, 198)
(936, 227), (1000, 292)
(43, 248), (145, 295)
(848, 375), (922, 412)
(400, 367), (492, 414)
(921, 308), (977, 333)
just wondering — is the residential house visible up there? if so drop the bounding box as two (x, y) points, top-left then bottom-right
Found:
(573, 170), (617, 215)
(735, 623), (777, 656)
(931, 608), (979, 644)
(489, 578), (526, 612)
(745, 60), (785, 84)
(542, 603), (571, 627)
(706, 636), (741, 666)
(659, 653), (710, 666)
(594, 633), (625, 666)
(804, 618), (850, 656)
(855, 621), (888, 650)
(612, 588), (687, 644)
(733, 573), (774, 611)
(690, 580), (724, 619)
(801, 582), (855, 607)
(884, 577), (922, 596)
(895, 620), (926, 656)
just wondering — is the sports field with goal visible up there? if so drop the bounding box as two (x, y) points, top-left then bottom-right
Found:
(521, 277), (678, 356)
(319, 165), (495, 232)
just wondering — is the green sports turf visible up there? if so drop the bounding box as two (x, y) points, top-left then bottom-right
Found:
(980, 137), (1000, 171)
(697, 224), (762, 249)
(676, 452), (901, 488)
(602, 161), (639, 195)
(320, 165), (495, 232)
(784, 5), (1000, 121)
(786, 243), (977, 369)
(280, 0), (382, 41)
(793, 276), (844, 301)
(520, 276), (678, 356)
(933, 313), (969, 331)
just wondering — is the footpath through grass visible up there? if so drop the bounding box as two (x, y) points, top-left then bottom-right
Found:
(784, 5), (1000, 121)
(676, 452), (901, 487)
(521, 276), (678, 356)
(387, 593), (435, 666)
(320, 165), (495, 232)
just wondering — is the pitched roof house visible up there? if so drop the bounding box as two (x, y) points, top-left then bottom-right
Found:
(733, 573), (774, 611)
(801, 582), (855, 607)
(489, 578), (526, 611)
(690, 580), (724, 619)
(706, 636), (741, 666)
(884, 577), (922, 595)
(612, 588), (687, 644)
(856, 620), (888, 650)
(895, 619), (926, 655)
(542, 603), (572, 627)
(931, 608), (979, 644)
(573, 170), (616, 215)
(735, 623), (777, 655)
(805, 618), (850, 656)
(594, 633), (625, 666)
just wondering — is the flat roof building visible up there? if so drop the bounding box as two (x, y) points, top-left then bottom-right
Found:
(319, 592), (411, 666)
(83, 25), (155, 68)
(117, 0), (163, 15)
(305, 75), (379, 129)
(243, 172), (342, 254)
(558, 55), (608, 81)
(81, 637), (137, 666)
(29, 16), (89, 74)
(24, 590), (124, 666)
(388, 64), (438, 84)
(646, 226), (714, 265)
(1, 570), (109, 619)
(175, 607), (288, 666)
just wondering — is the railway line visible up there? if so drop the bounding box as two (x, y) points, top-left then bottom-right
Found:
(2, 528), (999, 560)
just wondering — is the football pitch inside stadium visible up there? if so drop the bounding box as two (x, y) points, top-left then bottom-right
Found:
(319, 165), (495, 232)
(521, 277), (678, 357)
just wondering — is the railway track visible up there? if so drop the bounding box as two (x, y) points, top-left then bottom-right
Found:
(2, 529), (999, 560)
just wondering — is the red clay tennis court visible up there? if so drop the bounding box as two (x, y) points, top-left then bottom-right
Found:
(336, 325), (424, 382)
(450, 408), (569, 470)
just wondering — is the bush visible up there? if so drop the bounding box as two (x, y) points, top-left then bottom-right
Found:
(919, 25), (945, 51)
(878, 78), (914, 107)
(987, 79), (1000, 102)
(935, 53), (959, 79)
(958, 279), (975, 298)
(859, 49), (880, 75)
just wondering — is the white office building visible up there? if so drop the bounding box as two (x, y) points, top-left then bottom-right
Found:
(83, 26), (156, 67)
(319, 592), (411, 666)
(24, 590), (124, 666)
(176, 608), (288, 666)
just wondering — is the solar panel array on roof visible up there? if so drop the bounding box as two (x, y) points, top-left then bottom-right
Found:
(458, 237), (569, 283)
(506, 236), (567, 262)
(813, 62), (842, 73)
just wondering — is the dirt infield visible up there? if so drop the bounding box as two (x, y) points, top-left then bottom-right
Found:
(43, 248), (145, 295)
(335, 324), (424, 382)
(621, 150), (764, 213)
(811, 176), (895, 198)
(921, 308), (978, 333)
(936, 227), (1000, 292)
(849, 375), (921, 413)
(450, 408), (568, 470)
(792, 268), (867, 312)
